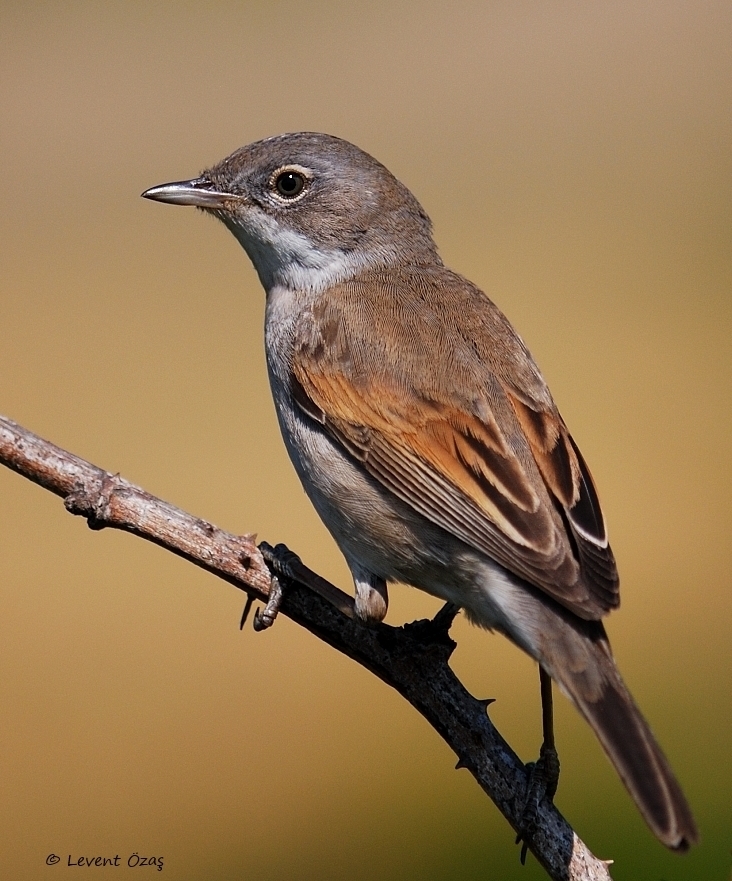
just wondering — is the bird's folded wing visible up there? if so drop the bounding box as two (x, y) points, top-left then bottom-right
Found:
(291, 354), (619, 620)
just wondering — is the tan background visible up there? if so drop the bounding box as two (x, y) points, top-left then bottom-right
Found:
(1, 2), (730, 879)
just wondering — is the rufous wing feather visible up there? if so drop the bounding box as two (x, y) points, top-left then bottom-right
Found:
(291, 352), (616, 619)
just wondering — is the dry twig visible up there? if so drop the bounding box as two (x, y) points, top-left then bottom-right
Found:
(0, 414), (613, 881)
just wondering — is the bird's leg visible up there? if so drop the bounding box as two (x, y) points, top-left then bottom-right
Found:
(244, 541), (360, 629)
(515, 666), (561, 864)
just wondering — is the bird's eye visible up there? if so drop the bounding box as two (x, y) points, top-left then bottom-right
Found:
(274, 170), (307, 199)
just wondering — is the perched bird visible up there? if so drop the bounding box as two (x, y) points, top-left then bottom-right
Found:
(143, 132), (697, 850)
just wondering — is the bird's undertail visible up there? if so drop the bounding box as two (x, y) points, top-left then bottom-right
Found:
(546, 630), (698, 850)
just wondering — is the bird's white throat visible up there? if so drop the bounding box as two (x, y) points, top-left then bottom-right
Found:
(224, 208), (394, 294)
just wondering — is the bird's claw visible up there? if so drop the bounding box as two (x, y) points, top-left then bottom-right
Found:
(259, 541), (302, 581)
(253, 574), (284, 631)
(240, 542), (298, 632)
(515, 742), (560, 864)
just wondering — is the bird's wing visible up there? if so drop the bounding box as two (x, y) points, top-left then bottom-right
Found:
(290, 269), (618, 619)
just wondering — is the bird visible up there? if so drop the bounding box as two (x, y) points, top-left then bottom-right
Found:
(142, 131), (697, 851)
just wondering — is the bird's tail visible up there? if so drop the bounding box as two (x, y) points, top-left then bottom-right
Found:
(543, 620), (698, 850)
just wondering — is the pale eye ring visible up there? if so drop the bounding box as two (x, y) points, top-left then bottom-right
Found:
(273, 169), (307, 199)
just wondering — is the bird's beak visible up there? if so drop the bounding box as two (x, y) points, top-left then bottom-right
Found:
(141, 177), (235, 208)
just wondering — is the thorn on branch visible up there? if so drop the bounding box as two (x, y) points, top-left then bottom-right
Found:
(239, 594), (255, 629)
(399, 607), (459, 659)
(432, 600), (462, 633)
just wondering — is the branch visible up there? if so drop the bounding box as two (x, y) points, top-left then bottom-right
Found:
(0, 414), (612, 881)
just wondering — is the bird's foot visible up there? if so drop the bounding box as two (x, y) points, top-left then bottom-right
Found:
(239, 541), (300, 631)
(259, 541), (302, 582)
(252, 574), (284, 631)
(515, 742), (560, 864)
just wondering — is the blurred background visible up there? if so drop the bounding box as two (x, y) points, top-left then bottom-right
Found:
(1, 2), (730, 879)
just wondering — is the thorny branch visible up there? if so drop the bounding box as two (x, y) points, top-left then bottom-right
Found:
(0, 414), (613, 881)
